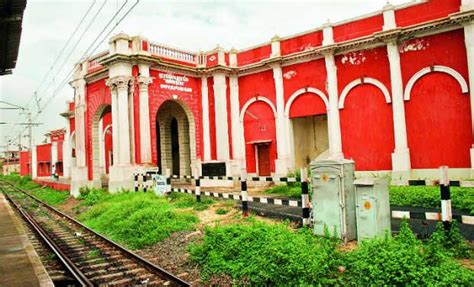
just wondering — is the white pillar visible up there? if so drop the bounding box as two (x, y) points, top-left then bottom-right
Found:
(324, 53), (344, 159)
(51, 142), (58, 175)
(271, 63), (290, 174)
(109, 85), (120, 166)
(322, 23), (343, 159)
(116, 77), (132, 165)
(74, 79), (87, 168)
(462, 2), (474, 169)
(384, 3), (411, 176)
(212, 72), (230, 161)
(98, 118), (105, 173)
(137, 64), (153, 164)
(31, 146), (37, 179)
(62, 113), (71, 179)
(201, 76), (211, 161)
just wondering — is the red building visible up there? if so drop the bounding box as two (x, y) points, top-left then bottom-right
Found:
(27, 0), (474, 194)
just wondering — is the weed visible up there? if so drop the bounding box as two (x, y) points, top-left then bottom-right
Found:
(86, 249), (100, 258)
(215, 208), (229, 215)
(78, 192), (198, 249)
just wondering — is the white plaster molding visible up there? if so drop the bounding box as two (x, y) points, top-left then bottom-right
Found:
(404, 65), (469, 101)
(271, 35), (281, 58)
(31, 146), (37, 179)
(239, 96), (277, 122)
(51, 142), (58, 175)
(322, 23), (334, 46)
(229, 75), (243, 167)
(284, 87), (329, 117)
(463, 23), (474, 145)
(99, 119), (105, 172)
(338, 77), (391, 109)
(137, 65), (153, 164)
(461, 0), (474, 11)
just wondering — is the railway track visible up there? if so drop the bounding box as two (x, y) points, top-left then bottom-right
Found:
(0, 181), (190, 286)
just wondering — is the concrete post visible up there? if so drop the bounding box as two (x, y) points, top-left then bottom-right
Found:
(31, 146), (37, 179)
(212, 72), (230, 161)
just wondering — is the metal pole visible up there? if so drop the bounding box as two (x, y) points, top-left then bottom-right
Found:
(301, 168), (310, 226)
(439, 166), (452, 231)
(241, 168), (248, 217)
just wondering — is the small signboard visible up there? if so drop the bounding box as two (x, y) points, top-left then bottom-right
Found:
(152, 174), (168, 195)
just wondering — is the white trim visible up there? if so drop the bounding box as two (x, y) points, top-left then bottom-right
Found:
(239, 96), (277, 122)
(404, 65), (469, 101)
(284, 87), (329, 117)
(338, 77), (391, 109)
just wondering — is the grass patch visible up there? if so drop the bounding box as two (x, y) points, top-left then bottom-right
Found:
(390, 185), (474, 214)
(78, 192), (198, 249)
(167, 192), (214, 211)
(215, 208), (229, 215)
(263, 184), (302, 199)
(190, 220), (473, 286)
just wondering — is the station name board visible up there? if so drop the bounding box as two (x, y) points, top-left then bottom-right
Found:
(158, 73), (192, 93)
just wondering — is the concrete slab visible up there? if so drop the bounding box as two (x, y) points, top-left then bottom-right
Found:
(0, 193), (53, 287)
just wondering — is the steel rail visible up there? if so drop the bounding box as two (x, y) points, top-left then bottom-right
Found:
(1, 180), (190, 286)
(2, 189), (93, 287)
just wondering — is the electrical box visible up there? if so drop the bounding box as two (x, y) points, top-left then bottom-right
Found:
(310, 159), (356, 242)
(354, 178), (391, 241)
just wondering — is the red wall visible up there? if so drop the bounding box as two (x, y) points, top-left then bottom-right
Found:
(238, 70), (276, 106)
(282, 59), (327, 104)
(149, 69), (202, 165)
(401, 30), (471, 168)
(36, 143), (51, 177)
(281, 31), (323, 56)
(395, 0), (460, 28)
(207, 77), (217, 160)
(101, 111), (113, 174)
(237, 45), (271, 66)
(243, 101), (277, 173)
(85, 79), (111, 180)
(19, 151), (30, 176)
(333, 14), (383, 43)
(340, 85), (395, 170)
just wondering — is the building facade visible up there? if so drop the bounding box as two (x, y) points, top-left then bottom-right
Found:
(27, 0), (474, 194)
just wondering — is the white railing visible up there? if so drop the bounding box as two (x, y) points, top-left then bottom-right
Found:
(149, 42), (197, 64)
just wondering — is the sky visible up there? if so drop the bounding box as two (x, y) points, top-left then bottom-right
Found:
(0, 0), (413, 151)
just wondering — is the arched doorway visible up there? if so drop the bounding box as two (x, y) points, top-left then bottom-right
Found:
(91, 105), (112, 182)
(156, 100), (192, 176)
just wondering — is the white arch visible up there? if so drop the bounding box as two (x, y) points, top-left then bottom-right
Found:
(404, 65), (469, 101)
(239, 96), (277, 122)
(284, 87), (329, 117)
(338, 77), (392, 109)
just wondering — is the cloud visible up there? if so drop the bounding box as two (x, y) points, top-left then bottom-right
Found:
(0, 0), (413, 148)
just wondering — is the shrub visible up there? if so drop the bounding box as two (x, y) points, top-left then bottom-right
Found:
(78, 187), (110, 206)
(78, 192), (198, 249)
(390, 185), (474, 214)
(167, 192), (214, 211)
(189, 221), (343, 286)
(343, 221), (474, 286)
(427, 221), (471, 259)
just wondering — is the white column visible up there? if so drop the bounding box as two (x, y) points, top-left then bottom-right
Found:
(212, 72), (230, 161)
(138, 64), (153, 164)
(109, 86), (120, 166)
(201, 76), (211, 161)
(386, 44), (411, 173)
(229, 75), (242, 161)
(324, 53), (344, 159)
(322, 23), (344, 159)
(271, 63), (290, 174)
(116, 77), (132, 165)
(62, 114), (71, 178)
(98, 118), (105, 173)
(462, 11), (474, 168)
(51, 142), (58, 175)
(74, 79), (87, 168)
(31, 146), (37, 179)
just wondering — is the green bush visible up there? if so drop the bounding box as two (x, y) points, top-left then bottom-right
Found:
(427, 221), (472, 259)
(189, 221), (343, 286)
(78, 187), (110, 206)
(78, 192), (198, 249)
(30, 187), (69, 205)
(390, 185), (474, 214)
(343, 221), (473, 286)
(190, 220), (473, 286)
